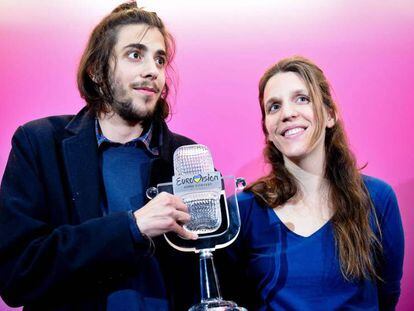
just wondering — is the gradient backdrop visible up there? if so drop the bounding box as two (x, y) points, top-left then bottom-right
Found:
(0, 0), (413, 310)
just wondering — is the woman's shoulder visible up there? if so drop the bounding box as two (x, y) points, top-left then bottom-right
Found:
(234, 190), (269, 222)
(235, 190), (267, 211)
(362, 175), (399, 219)
(236, 190), (256, 204)
(362, 175), (393, 193)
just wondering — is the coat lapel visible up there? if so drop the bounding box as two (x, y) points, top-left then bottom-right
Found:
(148, 120), (174, 188)
(62, 108), (102, 222)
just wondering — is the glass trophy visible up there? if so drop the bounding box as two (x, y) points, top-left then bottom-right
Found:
(146, 175), (247, 311)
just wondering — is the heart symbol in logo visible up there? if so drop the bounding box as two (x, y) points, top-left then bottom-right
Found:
(193, 174), (202, 183)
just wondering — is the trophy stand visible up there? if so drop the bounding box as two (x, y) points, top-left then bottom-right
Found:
(147, 176), (247, 311)
(190, 248), (243, 311)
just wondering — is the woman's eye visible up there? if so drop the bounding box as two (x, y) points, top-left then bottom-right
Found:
(297, 95), (310, 104)
(268, 103), (280, 112)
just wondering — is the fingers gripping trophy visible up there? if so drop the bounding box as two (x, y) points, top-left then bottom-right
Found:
(146, 145), (247, 311)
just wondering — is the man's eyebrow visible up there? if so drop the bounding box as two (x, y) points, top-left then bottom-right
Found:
(122, 43), (147, 52)
(156, 50), (167, 57)
(122, 43), (167, 57)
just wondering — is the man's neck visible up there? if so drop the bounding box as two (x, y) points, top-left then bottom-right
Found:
(97, 112), (144, 144)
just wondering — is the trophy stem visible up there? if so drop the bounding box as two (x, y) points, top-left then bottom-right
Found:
(199, 249), (222, 301)
(190, 248), (247, 310)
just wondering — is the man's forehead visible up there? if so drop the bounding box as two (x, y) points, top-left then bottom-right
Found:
(115, 24), (166, 51)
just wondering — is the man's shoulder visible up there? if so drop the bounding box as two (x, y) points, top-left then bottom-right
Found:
(160, 122), (196, 151)
(17, 107), (93, 140)
(168, 131), (196, 146)
(21, 115), (75, 134)
(8, 114), (80, 159)
(12, 115), (76, 147)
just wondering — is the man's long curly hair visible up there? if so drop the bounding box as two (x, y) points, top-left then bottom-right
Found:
(247, 56), (381, 280)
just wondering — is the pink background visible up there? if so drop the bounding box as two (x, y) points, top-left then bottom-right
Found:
(0, 0), (413, 309)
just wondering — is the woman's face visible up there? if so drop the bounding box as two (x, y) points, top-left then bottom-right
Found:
(263, 72), (334, 163)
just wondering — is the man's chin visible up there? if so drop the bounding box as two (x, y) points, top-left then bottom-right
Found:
(112, 100), (157, 125)
(118, 110), (154, 125)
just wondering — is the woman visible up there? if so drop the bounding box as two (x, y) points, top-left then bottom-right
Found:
(221, 56), (404, 310)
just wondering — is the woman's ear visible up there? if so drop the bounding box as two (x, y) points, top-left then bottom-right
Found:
(326, 108), (336, 128)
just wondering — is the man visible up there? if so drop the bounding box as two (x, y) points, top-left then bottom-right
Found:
(0, 2), (198, 310)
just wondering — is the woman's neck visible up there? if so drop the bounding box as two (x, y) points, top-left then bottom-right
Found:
(285, 158), (328, 197)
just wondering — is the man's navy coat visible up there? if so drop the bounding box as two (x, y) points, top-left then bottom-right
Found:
(0, 108), (198, 310)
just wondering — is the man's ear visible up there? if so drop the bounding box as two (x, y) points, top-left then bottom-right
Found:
(87, 67), (99, 83)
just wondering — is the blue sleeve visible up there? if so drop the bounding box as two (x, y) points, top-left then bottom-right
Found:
(373, 184), (404, 310)
(127, 210), (154, 256)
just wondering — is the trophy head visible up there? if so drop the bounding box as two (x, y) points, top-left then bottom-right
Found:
(146, 144), (246, 253)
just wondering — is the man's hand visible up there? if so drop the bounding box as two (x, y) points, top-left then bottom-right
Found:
(134, 192), (197, 240)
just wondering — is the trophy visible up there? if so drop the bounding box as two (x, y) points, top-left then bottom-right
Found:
(146, 144), (247, 311)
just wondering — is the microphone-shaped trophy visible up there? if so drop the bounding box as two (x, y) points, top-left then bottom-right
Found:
(146, 144), (247, 311)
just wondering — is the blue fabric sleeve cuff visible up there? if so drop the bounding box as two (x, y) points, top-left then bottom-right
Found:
(127, 211), (155, 256)
(127, 210), (145, 243)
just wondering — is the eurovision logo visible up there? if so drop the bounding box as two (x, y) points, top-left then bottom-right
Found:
(175, 173), (219, 187)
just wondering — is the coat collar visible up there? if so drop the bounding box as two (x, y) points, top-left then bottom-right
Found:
(147, 119), (175, 188)
(62, 108), (102, 222)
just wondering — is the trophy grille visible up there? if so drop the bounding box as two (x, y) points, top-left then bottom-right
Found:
(174, 145), (214, 175)
(182, 192), (221, 233)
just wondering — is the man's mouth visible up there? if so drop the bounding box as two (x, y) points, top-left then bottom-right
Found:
(133, 86), (157, 94)
(131, 83), (159, 95)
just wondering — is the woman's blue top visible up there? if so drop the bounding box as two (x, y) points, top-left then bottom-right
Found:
(220, 175), (404, 311)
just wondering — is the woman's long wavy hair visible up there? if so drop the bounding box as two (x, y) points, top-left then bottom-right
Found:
(77, 1), (175, 121)
(247, 56), (381, 280)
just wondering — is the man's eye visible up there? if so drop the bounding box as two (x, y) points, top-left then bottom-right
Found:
(128, 51), (142, 60)
(155, 56), (166, 66)
(297, 96), (310, 104)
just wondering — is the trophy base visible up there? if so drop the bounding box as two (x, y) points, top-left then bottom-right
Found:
(189, 298), (247, 311)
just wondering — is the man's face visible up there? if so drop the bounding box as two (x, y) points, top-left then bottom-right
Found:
(108, 24), (167, 123)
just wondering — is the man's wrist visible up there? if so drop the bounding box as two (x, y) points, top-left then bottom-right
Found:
(127, 210), (155, 256)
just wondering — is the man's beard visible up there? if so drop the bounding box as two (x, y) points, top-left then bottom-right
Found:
(109, 78), (158, 125)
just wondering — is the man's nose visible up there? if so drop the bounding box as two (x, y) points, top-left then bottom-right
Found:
(140, 58), (159, 80)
